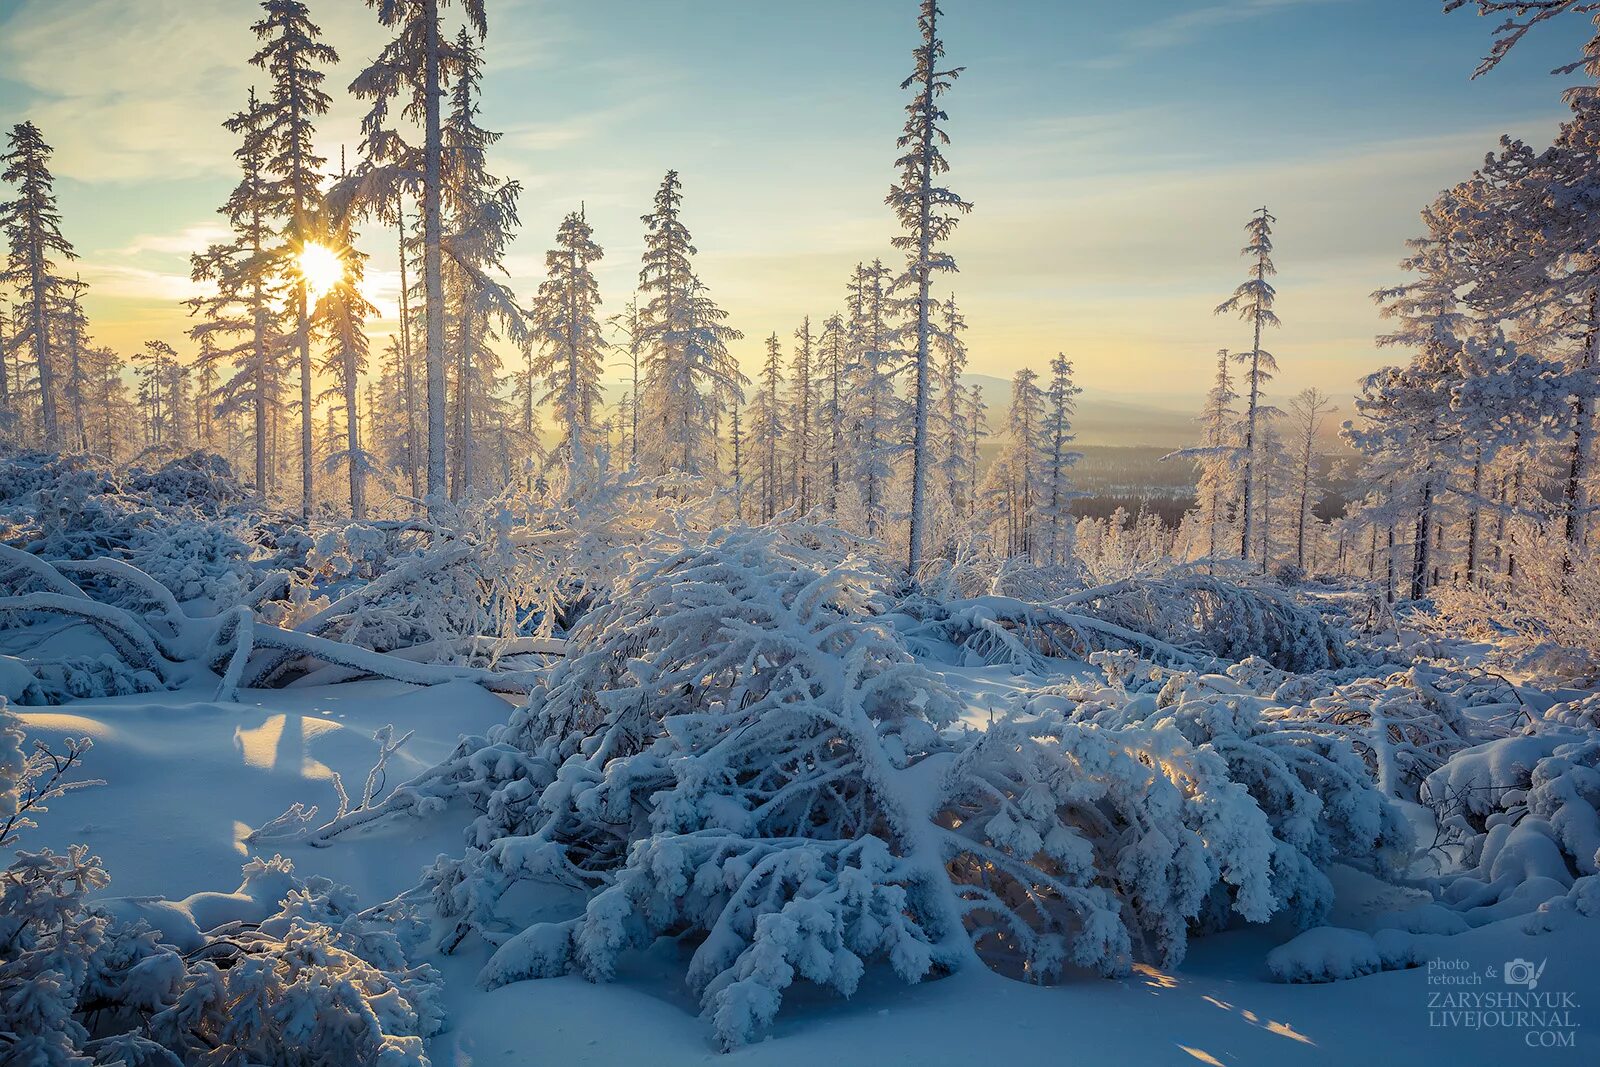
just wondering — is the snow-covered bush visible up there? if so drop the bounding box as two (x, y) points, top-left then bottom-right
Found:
(124, 452), (250, 514)
(414, 526), (1409, 1048)
(0, 455), (258, 611)
(1031, 664), (1413, 930)
(1430, 530), (1600, 684)
(1420, 721), (1600, 924)
(7, 654), (163, 705)
(245, 464), (680, 683)
(1076, 574), (1353, 672)
(1264, 667), (1496, 799)
(900, 574), (1351, 675)
(0, 703), (444, 1066)
(0, 451), (114, 505)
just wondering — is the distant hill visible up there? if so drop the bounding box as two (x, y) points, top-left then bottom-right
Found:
(596, 371), (1342, 453)
(961, 373), (1198, 449)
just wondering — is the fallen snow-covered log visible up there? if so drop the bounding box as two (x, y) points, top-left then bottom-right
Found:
(232, 622), (540, 693)
(286, 635), (568, 688)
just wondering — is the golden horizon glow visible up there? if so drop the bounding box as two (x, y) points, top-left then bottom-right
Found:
(296, 242), (344, 305)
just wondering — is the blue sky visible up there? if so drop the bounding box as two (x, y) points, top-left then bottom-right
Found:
(0, 0), (1586, 410)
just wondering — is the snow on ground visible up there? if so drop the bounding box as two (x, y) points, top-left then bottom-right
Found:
(929, 660), (1098, 730)
(19, 678), (513, 901)
(18, 666), (1600, 1065)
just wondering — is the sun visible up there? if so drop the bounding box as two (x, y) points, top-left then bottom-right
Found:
(296, 241), (344, 303)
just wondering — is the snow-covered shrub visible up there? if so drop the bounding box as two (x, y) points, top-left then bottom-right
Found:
(124, 452), (250, 514)
(419, 526), (1406, 1048)
(1420, 724), (1600, 923)
(1032, 665), (1413, 932)
(1071, 509), (1178, 585)
(435, 526), (956, 1048)
(0, 451), (114, 505)
(1266, 926), (1384, 983)
(986, 556), (1087, 602)
(1076, 574), (1353, 672)
(1, 463), (257, 610)
(1430, 530), (1600, 684)
(896, 593), (1204, 672)
(247, 465), (680, 682)
(134, 860), (445, 1067)
(8, 654), (163, 705)
(1265, 667), (1495, 799)
(0, 703), (444, 1066)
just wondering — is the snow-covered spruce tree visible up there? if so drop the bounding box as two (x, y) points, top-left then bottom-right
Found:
(0, 122), (75, 452)
(931, 294), (972, 523)
(132, 340), (192, 454)
(963, 380), (988, 519)
(1454, 51), (1600, 561)
(1039, 353), (1083, 567)
(816, 311), (850, 515)
(0, 302), (13, 442)
(1170, 349), (1240, 566)
(249, 0), (337, 517)
(313, 209), (376, 520)
(749, 332), (787, 521)
(1254, 418), (1291, 572)
(888, 0), (973, 576)
(844, 260), (904, 538)
(351, 0), (488, 509)
(727, 390), (747, 521)
(1215, 207), (1281, 569)
(440, 27), (524, 500)
(58, 276), (90, 453)
(417, 526), (1403, 1048)
(984, 367), (1044, 560)
(1287, 388), (1336, 573)
(636, 171), (743, 480)
(190, 89), (288, 499)
(529, 208), (606, 486)
(610, 296), (645, 469)
(85, 345), (135, 463)
(1353, 187), (1491, 597)
(788, 317), (816, 512)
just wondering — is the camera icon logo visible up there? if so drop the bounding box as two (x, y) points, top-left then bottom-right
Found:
(1503, 958), (1546, 990)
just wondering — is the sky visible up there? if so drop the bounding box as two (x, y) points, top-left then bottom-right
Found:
(0, 0), (1588, 417)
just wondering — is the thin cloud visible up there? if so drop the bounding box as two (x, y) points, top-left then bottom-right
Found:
(1082, 0), (1348, 69)
(0, 0), (385, 182)
(113, 224), (233, 259)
